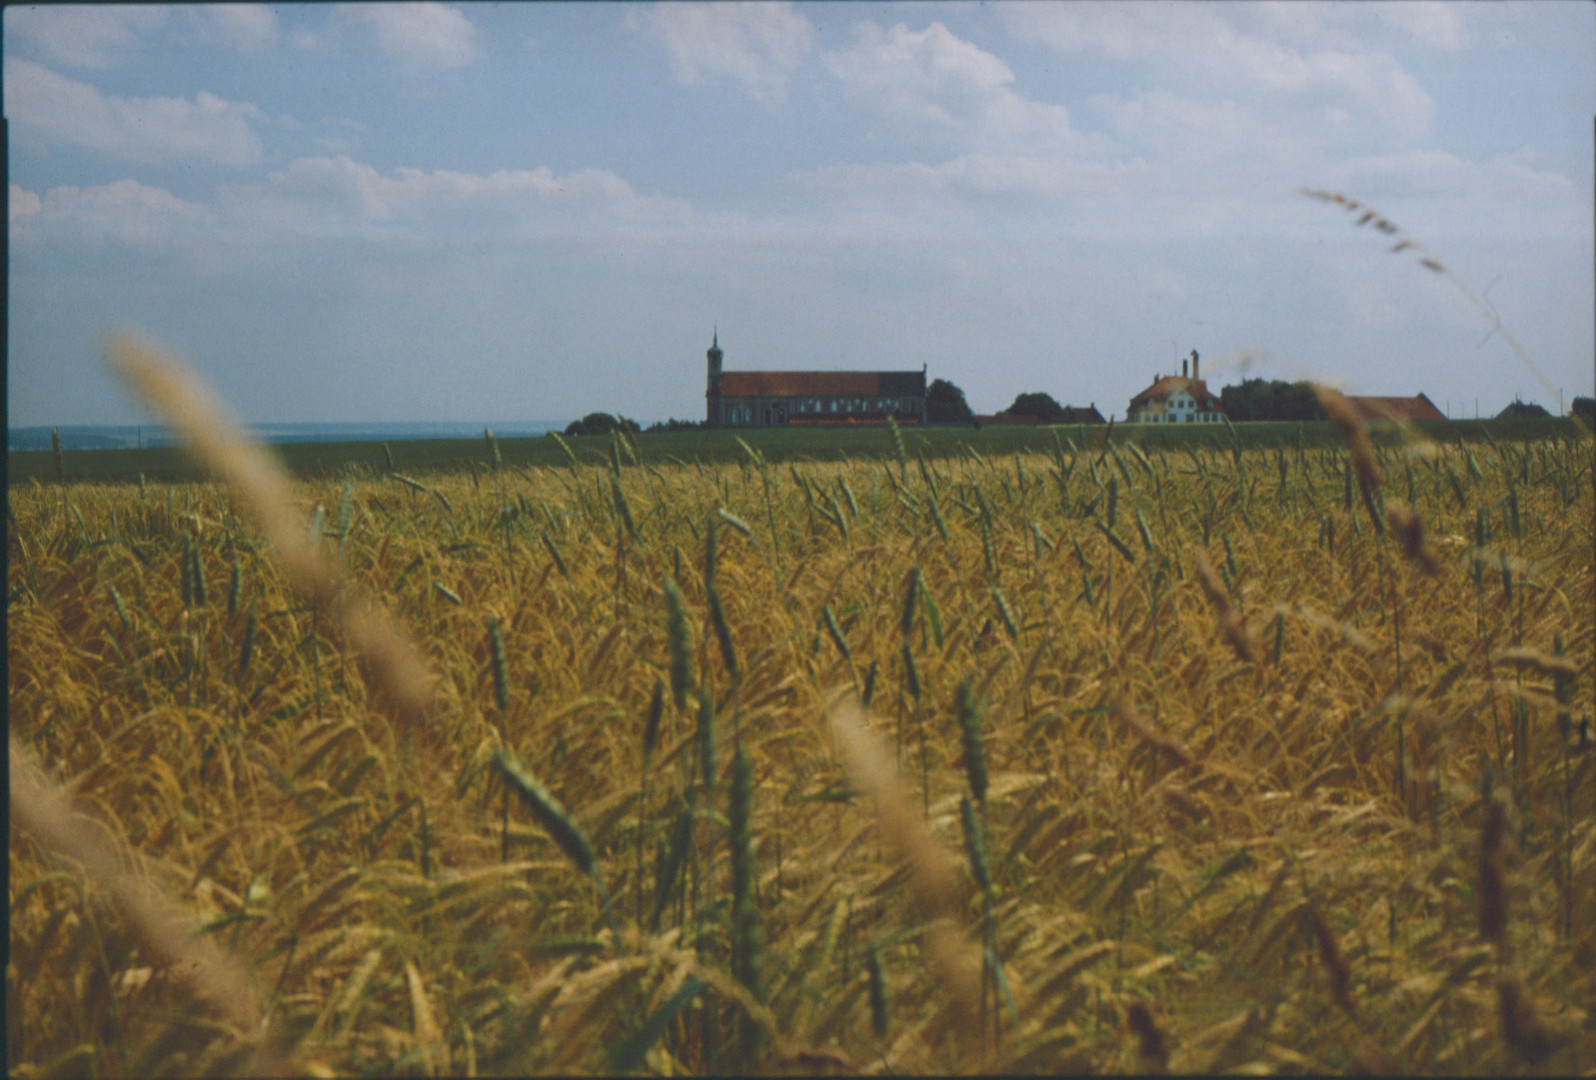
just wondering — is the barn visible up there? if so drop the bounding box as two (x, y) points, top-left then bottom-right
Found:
(704, 333), (927, 428)
(1495, 399), (1550, 420)
(1344, 394), (1446, 422)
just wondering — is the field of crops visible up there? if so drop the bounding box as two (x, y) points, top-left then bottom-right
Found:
(8, 361), (1594, 1075)
(9, 415), (1579, 487)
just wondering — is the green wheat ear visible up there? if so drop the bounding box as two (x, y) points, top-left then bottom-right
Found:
(663, 576), (693, 711)
(728, 745), (763, 1043)
(491, 749), (618, 945)
(642, 677), (665, 760)
(956, 677), (988, 806)
(707, 583), (739, 679)
(696, 685), (717, 793)
(487, 617), (510, 713)
(867, 944), (890, 1040)
(901, 565), (922, 637)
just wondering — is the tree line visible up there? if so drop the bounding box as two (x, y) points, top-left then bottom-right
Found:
(568, 379), (1586, 433)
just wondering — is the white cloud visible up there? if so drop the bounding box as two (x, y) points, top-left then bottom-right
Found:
(199, 5), (279, 54)
(3, 59), (267, 166)
(1001, 2), (1434, 139)
(9, 153), (701, 257)
(10, 183), (43, 227)
(334, 3), (478, 72)
(3, 5), (167, 67)
(215, 155), (694, 239)
(11, 179), (214, 247)
(1371, 2), (1468, 51)
(1252, 2), (1467, 53)
(823, 21), (1081, 152)
(1096, 89), (1296, 165)
(797, 153), (1145, 207)
(1334, 147), (1580, 207)
(636, 2), (813, 104)
(1000, 3), (1216, 62)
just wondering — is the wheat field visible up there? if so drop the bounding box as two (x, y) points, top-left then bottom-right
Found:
(8, 347), (1593, 1076)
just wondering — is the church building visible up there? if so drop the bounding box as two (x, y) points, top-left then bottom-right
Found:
(705, 332), (927, 428)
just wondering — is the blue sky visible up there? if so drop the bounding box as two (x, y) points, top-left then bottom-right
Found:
(7, 2), (1593, 427)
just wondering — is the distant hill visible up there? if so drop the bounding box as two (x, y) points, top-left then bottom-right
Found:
(8, 421), (565, 453)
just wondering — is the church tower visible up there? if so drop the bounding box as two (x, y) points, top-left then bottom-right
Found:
(706, 329), (724, 426)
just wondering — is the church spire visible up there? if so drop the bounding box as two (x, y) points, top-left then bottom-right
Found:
(706, 327), (724, 426)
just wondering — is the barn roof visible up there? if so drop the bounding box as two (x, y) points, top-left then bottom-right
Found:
(1495, 400), (1550, 420)
(1345, 394), (1445, 422)
(1128, 376), (1222, 410)
(718, 370), (925, 398)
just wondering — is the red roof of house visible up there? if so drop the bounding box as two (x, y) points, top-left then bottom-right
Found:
(718, 371), (923, 398)
(1127, 376), (1222, 411)
(1344, 394), (1445, 422)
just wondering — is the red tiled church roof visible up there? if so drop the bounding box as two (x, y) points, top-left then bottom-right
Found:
(720, 371), (880, 397)
(1344, 394), (1445, 422)
(718, 370), (923, 397)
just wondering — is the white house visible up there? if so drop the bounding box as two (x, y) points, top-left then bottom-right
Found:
(1126, 351), (1224, 424)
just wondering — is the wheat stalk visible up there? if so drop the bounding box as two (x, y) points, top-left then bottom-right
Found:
(108, 335), (439, 745)
(825, 693), (983, 1046)
(10, 740), (285, 1074)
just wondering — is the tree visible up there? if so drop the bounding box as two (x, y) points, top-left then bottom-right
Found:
(1572, 396), (1595, 429)
(563, 412), (637, 437)
(926, 378), (975, 424)
(1220, 378), (1326, 422)
(1000, 392), (1066, 421)
(645, 417), (705, 433)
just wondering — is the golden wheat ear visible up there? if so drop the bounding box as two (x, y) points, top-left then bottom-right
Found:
(107, 333), (439, 744)
(824, 690), (985, 1047)
(10, 739), (287, 1075)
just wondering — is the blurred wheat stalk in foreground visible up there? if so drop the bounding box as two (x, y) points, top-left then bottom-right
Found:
(1301, 189), (1576, 419)
(108, 334), (440, 741)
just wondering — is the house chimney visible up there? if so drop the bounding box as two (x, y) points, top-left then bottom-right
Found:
(1191, 349), (1200, 382)
(1182, 358), (1188, 378)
